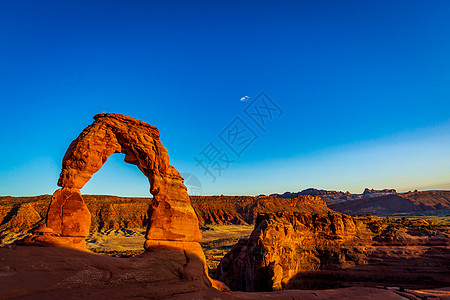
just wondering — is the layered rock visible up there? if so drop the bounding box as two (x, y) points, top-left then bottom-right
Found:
(272, 188), (450, 211)
(46, 188), (91, 238)
(3, 191), (450, 234)
(0, 194), (329, 236)
(0, 203), (42, 233)
(192, 195), (329, 225)
(215, 212), (450, 291)
(25, 188), (92, 249)
(270, 188), (363, 205)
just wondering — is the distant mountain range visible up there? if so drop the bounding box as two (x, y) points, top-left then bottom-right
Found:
(270, 188), (398, 205)
(270, 188), (450, 216)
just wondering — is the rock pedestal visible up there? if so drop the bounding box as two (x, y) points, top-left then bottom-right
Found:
(46, 188), (91, 238)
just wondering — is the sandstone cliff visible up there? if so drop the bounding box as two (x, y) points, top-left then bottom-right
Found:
(192, 195), (329, 225)
(0, 194), (329, 239)
(214, 212), (450, 292)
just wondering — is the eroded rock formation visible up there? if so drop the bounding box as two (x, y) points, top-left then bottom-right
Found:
(0, 194), (329, 239)
(54, 113), (202, 244)
(215, 212), (450, 292)
(20, 113), (221, 288)
(192, 195), (329, 225)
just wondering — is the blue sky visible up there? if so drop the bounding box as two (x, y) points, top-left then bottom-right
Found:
(0, 1), (449, 196)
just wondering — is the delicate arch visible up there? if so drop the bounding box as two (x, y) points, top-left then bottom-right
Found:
(45, 113), (201, 246)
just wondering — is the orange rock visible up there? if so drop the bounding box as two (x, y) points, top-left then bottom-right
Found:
(19, 113), (227, 291)
(214, 212), (450, 292)
(55, 113), (201, 243)
(46, 188), (91, 237)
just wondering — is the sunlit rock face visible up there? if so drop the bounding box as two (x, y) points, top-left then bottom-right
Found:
(214, 212), (450, 292)
(23, 113), (201, 245)
(55, 113), (201, 243)
(215, 212), (364, 291)
(46, 188), (91, 237)
(19, 113), (227, 291)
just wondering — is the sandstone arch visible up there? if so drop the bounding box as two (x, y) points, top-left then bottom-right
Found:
(22, 113), (229, 291)
(31, 113), (201, 249)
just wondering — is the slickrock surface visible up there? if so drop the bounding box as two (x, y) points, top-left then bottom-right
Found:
(2, 246), (447, 300)
(0, 246), (213, 299)
(215, 212), (450, 292)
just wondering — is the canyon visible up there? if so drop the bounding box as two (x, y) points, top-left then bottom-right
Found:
(214, 212), (449, 292)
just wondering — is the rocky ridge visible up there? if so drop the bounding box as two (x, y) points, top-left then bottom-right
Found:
(272, 188), (450, 213)
(0, 194), (329, 239)
(270, 188), (398, 205)
(193, 195), (329, 225)
(330, 191), (450, 216)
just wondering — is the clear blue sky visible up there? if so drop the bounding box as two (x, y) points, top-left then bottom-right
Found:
(0, 1), (449, 196)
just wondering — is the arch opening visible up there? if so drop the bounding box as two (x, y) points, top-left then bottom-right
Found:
(81, 152), (150, 197)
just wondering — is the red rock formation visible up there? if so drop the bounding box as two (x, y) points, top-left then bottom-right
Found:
(46, 188), (91, 238)
(25, 113), (201, 245)
(193, 195), (329, 225)
(0, 194), (329, 236)
(19, 113), (223, 288)
(215, 212), (450, 292)
(54, 113), (201, 244)
(0, 203), (42, 233)
(18, 114), (225, 282)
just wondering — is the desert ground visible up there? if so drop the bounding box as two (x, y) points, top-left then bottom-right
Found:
(84, 225), (254, 271)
